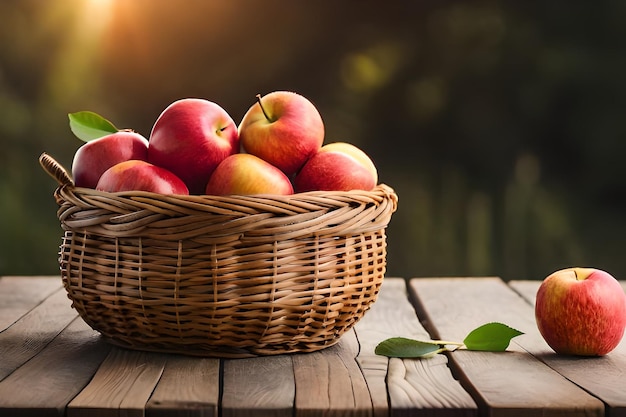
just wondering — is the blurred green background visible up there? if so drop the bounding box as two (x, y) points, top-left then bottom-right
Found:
(2, 0), (626, 280)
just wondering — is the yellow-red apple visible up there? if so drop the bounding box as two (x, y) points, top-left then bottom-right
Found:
(205, 153), (293, 196)
(148, 98), (239, 194)
(238, 91), (324, 176)
(535, 267), (626, 356)
(293, 142), (378, 192)
(72, 131), (149, 188)
(96, 160), (189, 195)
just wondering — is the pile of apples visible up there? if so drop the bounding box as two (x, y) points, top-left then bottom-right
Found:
(71, 91), (378, 196)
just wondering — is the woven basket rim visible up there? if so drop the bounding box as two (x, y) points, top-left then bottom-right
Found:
(39, 152), (398, 213)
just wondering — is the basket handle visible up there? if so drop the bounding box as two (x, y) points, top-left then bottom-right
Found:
(39, 152), (74, 187)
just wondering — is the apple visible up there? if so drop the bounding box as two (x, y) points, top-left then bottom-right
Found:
(148, 98), (239, 194)
(238, 91), (324, 176)
(293, 142), (378, 192)
(535, 267), (626, 356)
(205, 153), (293, 196)
(96, 160), (189, 195)
(72, 131), (149, 188)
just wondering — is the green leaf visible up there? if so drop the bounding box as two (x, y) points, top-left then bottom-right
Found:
(375, 337), (448, 358)
(463, 322), (524, 352)
(68, 111), (118, 142)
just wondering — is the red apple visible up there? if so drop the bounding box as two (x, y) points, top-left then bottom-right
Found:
(96, 160), (189, 195)
(72, 131), (149, 188)
(205, 153), (293, 196)
(238, 91), (324, 176)
(293, 142), (378, 192)
(535, 267), (626, 356)
(148, 98), (239, 194)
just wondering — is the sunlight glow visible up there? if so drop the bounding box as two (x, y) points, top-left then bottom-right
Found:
(44, 0), (118, 106)
(81, 0), (116, 35)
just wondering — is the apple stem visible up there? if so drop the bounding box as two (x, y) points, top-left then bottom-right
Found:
(256, 94), (272, 121)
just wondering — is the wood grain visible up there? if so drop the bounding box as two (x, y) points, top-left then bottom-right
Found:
(409, 277), (605, 417)
(3, 276), (626, 416)
(145, 355), (220, 417)
(0, 275), (63, 331)
(0, 287), (78, 381)
(67, 348), (167, 417)
(222, 354), (294, 417)
(292, 330), (373, 417)
(506, 280), (539, 304)
(0, 317), (111, 417)
(354, 278), (477, 417)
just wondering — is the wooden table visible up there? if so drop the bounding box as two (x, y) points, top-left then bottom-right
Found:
(1, 275), (625, 417)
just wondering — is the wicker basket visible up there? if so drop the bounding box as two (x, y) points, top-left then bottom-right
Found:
(39, 152), (398, 357)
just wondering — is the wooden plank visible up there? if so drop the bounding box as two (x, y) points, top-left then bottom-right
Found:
(145, 355), (220, 417)
(0, 287), (78, 382)
(292, 330), (373, 417)
(0, 276), (63, 331)
(222, 354), (294, 417)
(506, 280), (539, 305)
(354, 278), (477, 417)
(409, 277), (605, 417)
(0, 316), (111, 417)
(509, 279), (626, 417)
(67, 348), (167, 417)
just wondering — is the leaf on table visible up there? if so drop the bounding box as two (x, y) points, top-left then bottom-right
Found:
(375, 337), (448, 358)
(463, 322), (524, 352)
(69, 111), (118, 142)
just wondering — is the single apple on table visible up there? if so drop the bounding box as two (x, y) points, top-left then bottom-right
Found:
(148, 98), (239, 194)
(293, 142), (378, 192)
(96, 160), (189, 195)
(238, 91), (324, 176)
(205, 153), (293, 196)
(535, 267), (626, 356)
(72, 131), (149, 189)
